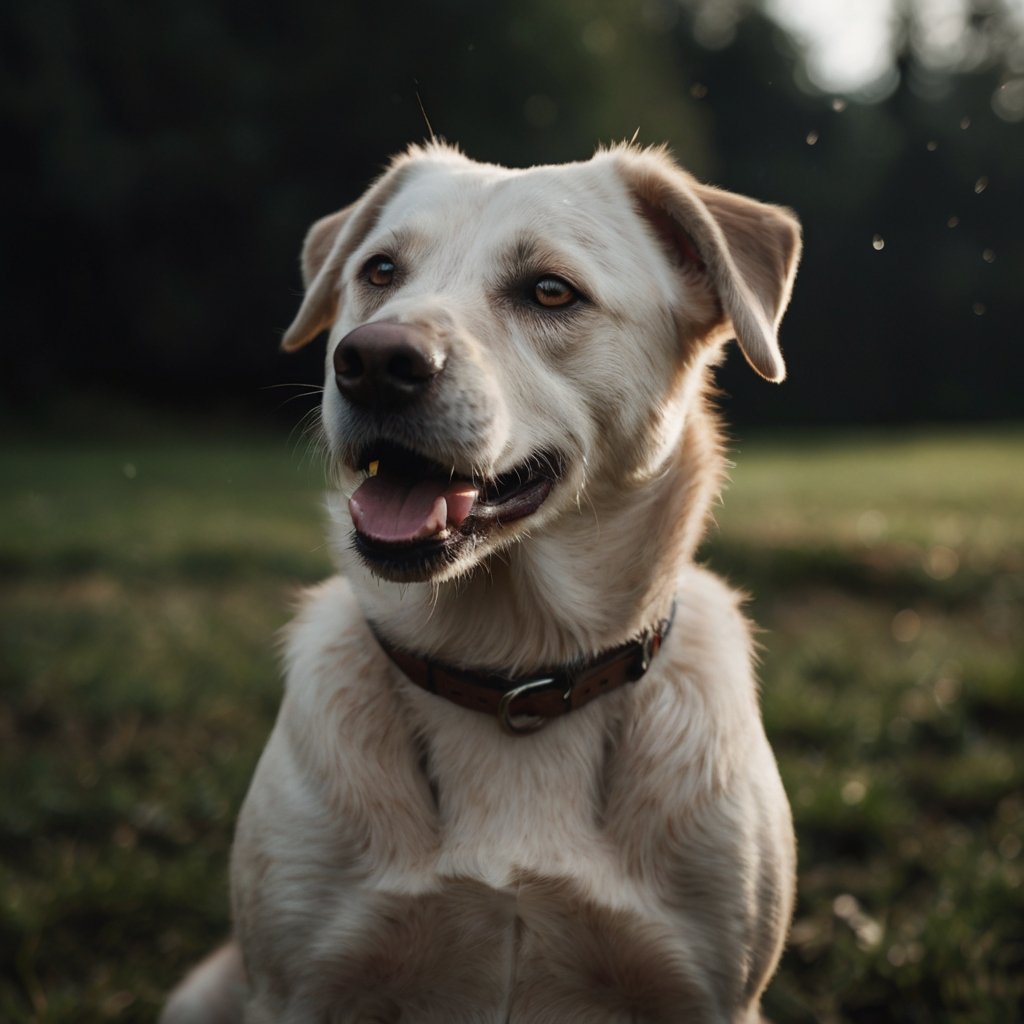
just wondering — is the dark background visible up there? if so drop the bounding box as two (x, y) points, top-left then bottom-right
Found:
(3, 0), (1022, 429)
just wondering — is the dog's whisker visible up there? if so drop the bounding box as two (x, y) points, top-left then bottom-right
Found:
(266, 382), (327, 416)
(581, 491), (603, 542)
(289, 410), (332, 477)
(283, 390), (329, 403)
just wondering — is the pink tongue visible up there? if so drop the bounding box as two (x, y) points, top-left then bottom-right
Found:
(349, 475), (479, 543)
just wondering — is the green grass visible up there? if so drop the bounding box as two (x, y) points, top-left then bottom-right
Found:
(2, 424), (1022, 1023)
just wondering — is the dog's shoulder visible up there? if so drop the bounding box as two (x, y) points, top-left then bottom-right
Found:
(671, 562), (759, 683)
(248, 574), (435, 853)
(274, 576), (399, 763)
(280, 574), (365, 683)
(614, 565), (767, 798)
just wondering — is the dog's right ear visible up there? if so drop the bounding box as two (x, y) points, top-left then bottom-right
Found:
(280, 206), (356, 353)
(281, 162), (415, 353)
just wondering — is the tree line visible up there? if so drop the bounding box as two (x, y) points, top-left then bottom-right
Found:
(3, 0), (1020, 425)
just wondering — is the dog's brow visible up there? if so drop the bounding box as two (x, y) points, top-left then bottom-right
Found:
(497, 233), (581, 284)
(509, 233), (542, 267)
(360, 226), (425, 264)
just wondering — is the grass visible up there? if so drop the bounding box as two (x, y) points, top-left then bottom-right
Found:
(2, 423), (1022, 1023)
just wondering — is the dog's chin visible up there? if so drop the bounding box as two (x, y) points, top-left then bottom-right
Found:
(343, 442), (562, 585)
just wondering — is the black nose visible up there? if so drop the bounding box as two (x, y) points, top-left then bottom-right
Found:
(333, 322), (446, 409)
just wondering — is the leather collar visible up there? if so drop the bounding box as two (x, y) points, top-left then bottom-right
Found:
(373, 602), (675, 735)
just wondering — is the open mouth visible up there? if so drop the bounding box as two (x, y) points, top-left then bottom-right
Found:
(347, 441), (559, 580)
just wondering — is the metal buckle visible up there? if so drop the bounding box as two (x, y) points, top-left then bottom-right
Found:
(497, 676), (570, 736)
(629, 632), (656, 682)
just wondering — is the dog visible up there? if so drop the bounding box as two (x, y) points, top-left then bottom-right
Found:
(161, 142), (801, 1024)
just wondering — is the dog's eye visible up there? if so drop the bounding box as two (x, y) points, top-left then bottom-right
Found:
(364, 256), (396, 288)
(533, 276), (578, 309)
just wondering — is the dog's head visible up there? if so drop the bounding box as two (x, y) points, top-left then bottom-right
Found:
(283, 143), (800, 585)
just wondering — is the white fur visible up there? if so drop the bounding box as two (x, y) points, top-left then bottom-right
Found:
(161, 143), (801, 1024)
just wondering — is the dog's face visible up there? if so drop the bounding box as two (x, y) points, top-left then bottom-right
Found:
(283, 144), (800, 585)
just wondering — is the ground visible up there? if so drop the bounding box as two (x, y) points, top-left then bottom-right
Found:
(2, 419), (1021, 1023)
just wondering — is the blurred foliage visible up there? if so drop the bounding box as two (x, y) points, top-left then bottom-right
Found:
(1, 427), (1022, 1021)
(1, 0), (1021, 425)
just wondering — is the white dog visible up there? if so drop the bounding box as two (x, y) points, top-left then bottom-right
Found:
(162, 142), (801, 1024)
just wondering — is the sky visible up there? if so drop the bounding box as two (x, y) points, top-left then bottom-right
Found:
(742, 0), (1024, 109)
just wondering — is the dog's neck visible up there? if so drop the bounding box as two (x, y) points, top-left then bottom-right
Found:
(336, 399), (724, 674)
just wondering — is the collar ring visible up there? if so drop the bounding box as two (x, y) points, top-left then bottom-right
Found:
(497, 675), (568, 735)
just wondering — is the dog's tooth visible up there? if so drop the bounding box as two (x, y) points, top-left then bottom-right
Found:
(368, 460), (380, 477)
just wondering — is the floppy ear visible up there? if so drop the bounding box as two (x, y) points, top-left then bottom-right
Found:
(609, 147), (801, 382)
(279, 207), (356, 352)
(280, 161), (417, 353)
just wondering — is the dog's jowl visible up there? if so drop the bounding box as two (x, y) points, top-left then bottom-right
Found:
(162, 143), (802, 1024)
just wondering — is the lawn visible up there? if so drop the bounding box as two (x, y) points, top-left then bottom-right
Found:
(2, 423), (1021, 1023)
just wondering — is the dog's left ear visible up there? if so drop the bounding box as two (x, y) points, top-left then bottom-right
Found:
(609, 148), (801, 382)
(281, 160), (417, 353)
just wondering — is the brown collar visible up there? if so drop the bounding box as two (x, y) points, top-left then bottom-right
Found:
(373, 603), (675, 735)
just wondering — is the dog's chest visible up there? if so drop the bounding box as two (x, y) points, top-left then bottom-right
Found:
(298, 695), (717, 1020)
(418, 694), (613, 880)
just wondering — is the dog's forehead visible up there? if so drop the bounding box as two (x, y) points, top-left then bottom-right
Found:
(377, 156), (644, 254)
